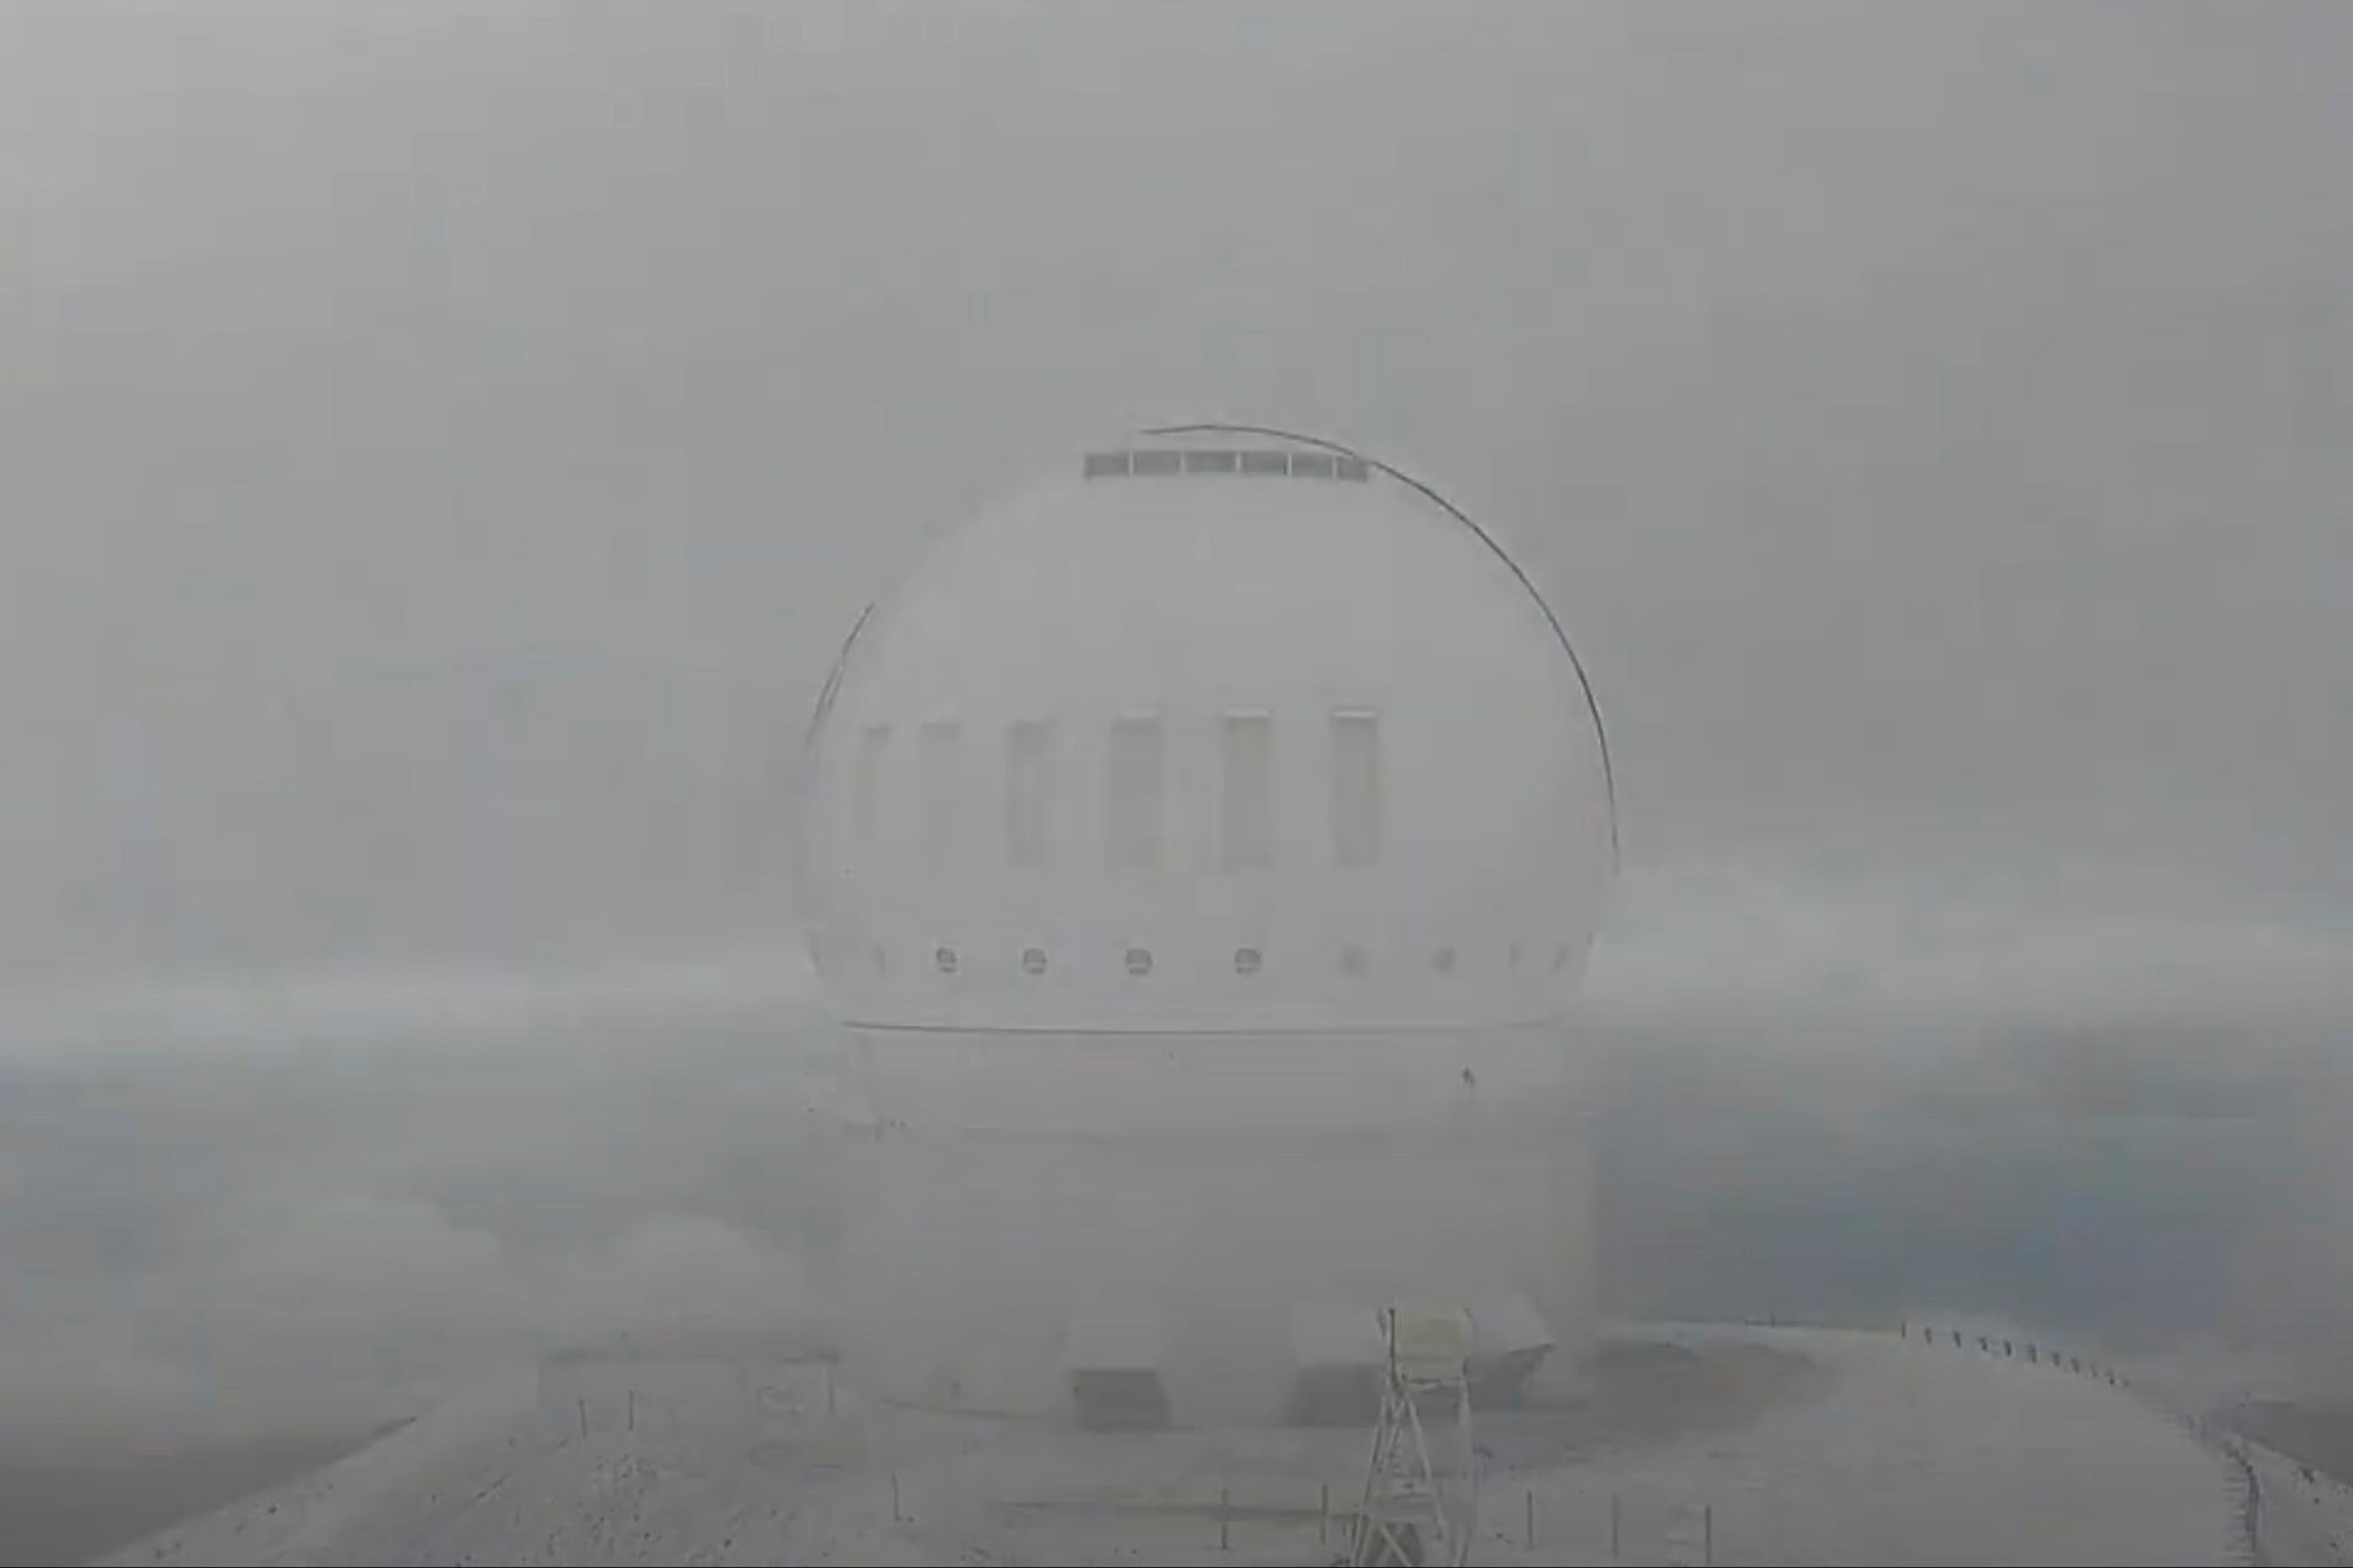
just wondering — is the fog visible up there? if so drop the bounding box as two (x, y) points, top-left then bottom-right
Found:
(8, 0), (2347, 979)
(1, 0), (2349, 1555)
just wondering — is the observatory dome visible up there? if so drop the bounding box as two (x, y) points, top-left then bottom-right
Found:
(795, 426), (1615, 1034)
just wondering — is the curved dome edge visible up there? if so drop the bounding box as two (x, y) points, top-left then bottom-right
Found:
(1139, 422), (1620, 870)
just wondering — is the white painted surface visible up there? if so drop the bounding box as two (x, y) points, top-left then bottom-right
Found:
(794, 433), (1614, 1423)
(796, 431), (1613, 1034)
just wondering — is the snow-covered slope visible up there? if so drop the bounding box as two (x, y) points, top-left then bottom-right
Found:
(100, 1357), (942, 1568)
(2245, 1437), (2353, 1567)
(1519, 1324), (2236, 1566)
(104, 1324), (2281, 1567)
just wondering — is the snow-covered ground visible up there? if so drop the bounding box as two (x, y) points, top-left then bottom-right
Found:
(1555, 1324), (2236, 1566)
(2242, 1436), (2353, 1567)
(103, 1322), (2308, 1567)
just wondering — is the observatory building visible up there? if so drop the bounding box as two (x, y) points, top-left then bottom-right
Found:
(795, 426), (1616, 1425)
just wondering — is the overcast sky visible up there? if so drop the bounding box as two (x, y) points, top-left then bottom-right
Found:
(2, 1), (2346, 995)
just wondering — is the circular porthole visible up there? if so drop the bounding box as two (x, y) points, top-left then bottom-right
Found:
(1234, 946), (1264, 976)
(1339, 944), (1369, 978)
(1124, 947), (1153, 978)
(934, 946), (959, 976)
(1432, 945), (1458, 974)
(1021, 946), (1048, 977)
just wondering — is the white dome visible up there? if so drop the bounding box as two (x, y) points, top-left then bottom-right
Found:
(795, 426), (1616, 1034)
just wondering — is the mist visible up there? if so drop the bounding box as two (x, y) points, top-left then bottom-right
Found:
(2, 864), (2344, 1442)
(1, 0), (2349, 1558)
(6, 1), (2346, 981)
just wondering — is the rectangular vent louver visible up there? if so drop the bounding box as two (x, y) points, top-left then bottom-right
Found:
(1082, 449), (1370, 482)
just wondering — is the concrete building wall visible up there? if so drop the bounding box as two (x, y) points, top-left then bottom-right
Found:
(833, 1022), (1593, 1423)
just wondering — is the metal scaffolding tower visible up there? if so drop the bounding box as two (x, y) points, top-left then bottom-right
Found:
(1349, 1307), (1477, 1567)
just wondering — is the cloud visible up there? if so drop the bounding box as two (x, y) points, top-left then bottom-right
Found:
(528, 1216), (821, 1348)
(4, 2), (2348, 982)
(1584, 857), (2353, 1034)
(0, 1197), (830, 1454)
(0, 950), (817, 1063)
(0, 1006), (839, 1455)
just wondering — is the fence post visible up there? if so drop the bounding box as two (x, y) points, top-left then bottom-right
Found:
(1320, 1482), (1330, 1544)
(1219, 1486), (1230, 1551)
(891, 1470), (903, 1523)
(1610, 1490), (1620, 1557)
(627, 1390), (636, 1432)
(1705, 1503), (1715, 1565)
(577, 1397), (588, 1438)
(1526, 1488), (1536, 1548)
